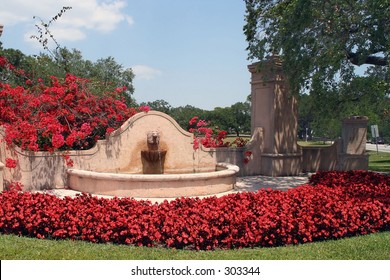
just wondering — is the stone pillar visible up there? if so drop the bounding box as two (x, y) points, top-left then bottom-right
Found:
(342, 116), (368, 154)
(0, 161), (4, 192)
(248, 57), (302, 176)
(339, 116), (369, 170)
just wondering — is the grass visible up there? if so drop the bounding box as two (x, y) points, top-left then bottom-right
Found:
(1, 231), (389, 260)
(1, 149), (389, 260)
(367, 151), (390, 173)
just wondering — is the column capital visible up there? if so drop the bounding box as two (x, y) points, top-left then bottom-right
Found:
(248, 56), (284, 85)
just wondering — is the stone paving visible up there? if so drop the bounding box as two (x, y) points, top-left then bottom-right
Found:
(41, 174), (310, 204)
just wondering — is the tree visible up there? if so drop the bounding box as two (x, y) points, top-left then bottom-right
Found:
(141, 99), (172, 114)
(243, 0), (389, 95)
(208, 107), (234, 133)
(297, 94), (314, 140)
(22, 7), (136, 105)
(0, 46), (135, 106)
(169, 105), (207, 130)
(205, 102), (251, 137)
(298, 72), (389, 140)
(230, 102), (251, 136)
(50, 48), (135, 104)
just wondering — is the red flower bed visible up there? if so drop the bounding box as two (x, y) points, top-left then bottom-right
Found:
(0, 170), (389, 250)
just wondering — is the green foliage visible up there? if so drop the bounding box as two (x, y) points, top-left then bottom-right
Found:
(244, 0), (389, 95)
(208, 102), (251, 136)
(298, 73), (390, 139)
(169, 105), (208, 130)
(141, 99), (172, 114)
(244, 0), (390, 140)
(0, 47), (135, 105)
(142, 99), (251, 136)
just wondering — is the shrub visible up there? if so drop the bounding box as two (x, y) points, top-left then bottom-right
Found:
(0, 72), (137, 152)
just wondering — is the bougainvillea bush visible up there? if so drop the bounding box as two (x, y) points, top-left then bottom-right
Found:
(1, 56), (138, 152)
(188, 116), (230, 150)
(0, 170), (389, 250)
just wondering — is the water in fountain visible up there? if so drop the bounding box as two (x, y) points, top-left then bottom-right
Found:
(141, 131), (167, 174)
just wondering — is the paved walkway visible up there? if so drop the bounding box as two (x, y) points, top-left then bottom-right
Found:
(42, 174), (310, 204)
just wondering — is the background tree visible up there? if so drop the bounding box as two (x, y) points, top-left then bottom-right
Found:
(209, 102), (251, 136)
(141, 99), (172, 114)
(207, 106), (234, 133)
(169, 105), (207, 130)
(297, 94), (314, 140)
(0, 46), (135, 106)
(244, 0), (389, 140)
(244, 0), (389, 95)
(230, 101), (251, 136)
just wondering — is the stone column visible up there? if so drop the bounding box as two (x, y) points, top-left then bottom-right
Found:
(248, 57), (302, 176)
(339, 116), (369, 170)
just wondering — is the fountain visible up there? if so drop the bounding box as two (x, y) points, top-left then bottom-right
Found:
(141, 131), (167, 174)
(65, 111), (239, 198)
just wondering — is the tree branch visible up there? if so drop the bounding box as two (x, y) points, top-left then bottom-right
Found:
(347, 52), (388, 66)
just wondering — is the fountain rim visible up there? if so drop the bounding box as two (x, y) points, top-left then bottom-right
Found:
(67, 162), (239, 182)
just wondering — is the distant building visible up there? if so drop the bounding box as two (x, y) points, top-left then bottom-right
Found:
(0, 24), (3, 37)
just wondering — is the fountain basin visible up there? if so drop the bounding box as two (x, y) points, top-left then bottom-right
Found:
(67, 162), (239, 198)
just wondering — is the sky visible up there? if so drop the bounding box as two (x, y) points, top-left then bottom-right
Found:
(0, 0), (252, 110)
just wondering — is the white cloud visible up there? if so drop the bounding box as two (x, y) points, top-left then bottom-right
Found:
(58, 0), (133, 33)
(0, 10), (30, 25)
(0, 0), (133, 42)
(132, 65), (162, 80)
(46, 27), (86, 42)
(23, 28), (86, 50)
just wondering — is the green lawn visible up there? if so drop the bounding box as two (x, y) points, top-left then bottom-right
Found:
(367, 151), (390, 173)
(1, 231), (389, 260)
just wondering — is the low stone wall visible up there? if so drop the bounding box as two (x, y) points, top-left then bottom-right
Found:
(210, 127), (263, 177)
(338, 153), (369, 171)
(301, 139), (368, 173)
(301, 141), (340, 173)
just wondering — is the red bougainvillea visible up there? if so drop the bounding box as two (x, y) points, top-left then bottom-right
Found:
(0, 56), (145, 168)
(187, 116), (250, 163)
(0, 170), (388, 250)
(0, 74), (137, 152)
(188, 116), (230, 150)
(0, 56), (139, 154)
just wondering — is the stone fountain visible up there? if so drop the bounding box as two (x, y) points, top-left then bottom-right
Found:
(63, 111), (239, 198)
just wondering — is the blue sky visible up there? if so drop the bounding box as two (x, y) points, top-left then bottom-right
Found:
(0, 0), (252, 110)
